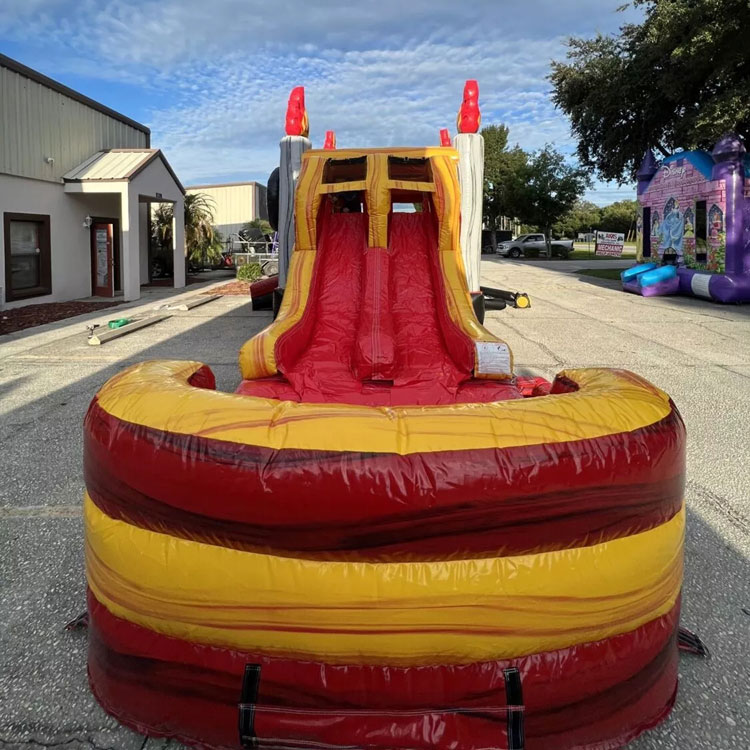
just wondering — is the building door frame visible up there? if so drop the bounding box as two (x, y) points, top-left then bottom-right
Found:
(3, 212), (52, 302)
(89, 217), (121, 296)
(642, 207), (651, 258)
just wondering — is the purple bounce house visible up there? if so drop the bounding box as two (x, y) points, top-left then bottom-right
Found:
(632, 133), (750, 303)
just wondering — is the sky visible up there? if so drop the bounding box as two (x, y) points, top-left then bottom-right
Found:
(0, 0), (641, 205)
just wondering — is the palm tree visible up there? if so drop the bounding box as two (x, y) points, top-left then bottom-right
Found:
(152, 193), (217, 265)
(240, 217), (273, 240)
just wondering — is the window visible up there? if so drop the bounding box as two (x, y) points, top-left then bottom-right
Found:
(387, 156), (432, 182)
(695, 200), (707, 264)
(323, 157), (366, 184)
(4, 213), (52, 301)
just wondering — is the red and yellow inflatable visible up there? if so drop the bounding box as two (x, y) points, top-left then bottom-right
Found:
(84, 128), (685, 749)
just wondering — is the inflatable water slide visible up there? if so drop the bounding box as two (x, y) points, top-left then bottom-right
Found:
(83, 83), (688, 750)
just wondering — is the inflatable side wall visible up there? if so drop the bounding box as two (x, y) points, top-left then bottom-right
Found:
(84, 361), (685, 749)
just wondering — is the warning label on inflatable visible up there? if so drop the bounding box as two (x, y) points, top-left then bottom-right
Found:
(476, 342), (511, 375)
(690, 273), (712, 299)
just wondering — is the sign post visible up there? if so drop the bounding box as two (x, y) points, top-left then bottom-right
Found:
(595, 230), (625, 257)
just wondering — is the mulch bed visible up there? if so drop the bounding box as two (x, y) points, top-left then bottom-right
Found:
(205, 281), (252, 296)
(1, 300), (123, 335)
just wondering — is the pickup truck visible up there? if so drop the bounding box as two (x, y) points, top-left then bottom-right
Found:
(495, 234), (574, 259)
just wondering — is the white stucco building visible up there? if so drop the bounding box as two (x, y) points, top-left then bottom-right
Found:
(185, 182), (268, 242)
(0, 53), (185, 308)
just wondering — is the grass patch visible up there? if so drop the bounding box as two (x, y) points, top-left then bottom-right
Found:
(569, 249), (636, 261)
(577, 268), (624, 281)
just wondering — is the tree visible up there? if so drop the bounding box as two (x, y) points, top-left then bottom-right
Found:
(549, 0), (750, 182)
(511, 146), (591, 253)
(201, 229), (225, 265)
(482, 125), (527, 250)
(241, 217), (274, 240)
(153, 193), (217, 265)
(600, 199), (638, 237)
(553, 199), (602, 239)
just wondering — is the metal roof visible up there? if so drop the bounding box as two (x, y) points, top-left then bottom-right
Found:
(63, 149), (185, 192)
(187, 181), (264, 190)
(63, 149), (157, 180)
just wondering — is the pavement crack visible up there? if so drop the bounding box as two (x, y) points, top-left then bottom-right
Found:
(687, 480), (750, 536)
(491, 317), (566, 368)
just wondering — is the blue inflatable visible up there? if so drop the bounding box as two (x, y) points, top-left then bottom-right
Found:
(621, 263), (657, 282)
(639, 265), (677, 288)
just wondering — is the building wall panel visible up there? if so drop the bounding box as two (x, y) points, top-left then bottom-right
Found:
(186, 183), (267, 238)
(0, 65), (147, 184)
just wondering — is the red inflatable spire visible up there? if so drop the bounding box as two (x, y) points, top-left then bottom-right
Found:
(285, 86), (309, 137)
(439, 128), (452, 147)
(457, 80), (480, 134)
(324, 130), (337, 149)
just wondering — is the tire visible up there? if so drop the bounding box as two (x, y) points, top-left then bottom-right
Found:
(262, 260), (279, 276)
(552, 246), (570, 259)
(509, 248), (522, 259)
(267, 167), (280, 231)
(151, 259), (165, 278)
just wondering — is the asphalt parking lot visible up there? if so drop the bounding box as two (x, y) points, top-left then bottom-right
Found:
(1, 260), (748, 749)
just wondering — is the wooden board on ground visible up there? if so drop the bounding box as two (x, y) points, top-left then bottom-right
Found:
(87, 314), (171, 345)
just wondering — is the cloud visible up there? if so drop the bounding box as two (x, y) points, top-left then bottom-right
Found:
(0, 1), (638, 70)
(0, 0), (641, 202)
(155, 35), (578, 187)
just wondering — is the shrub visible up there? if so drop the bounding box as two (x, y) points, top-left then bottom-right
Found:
(237, 262), (263, 282)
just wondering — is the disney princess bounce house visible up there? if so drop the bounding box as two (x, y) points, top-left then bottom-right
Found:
(623, 133), (750, 302)
(83, 83), (688, 749)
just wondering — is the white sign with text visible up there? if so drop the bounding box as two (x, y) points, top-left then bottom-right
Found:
(595, 230), (625, 257)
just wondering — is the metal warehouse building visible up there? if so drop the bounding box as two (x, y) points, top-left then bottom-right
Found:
(185, 181), (268, 242)
(0, 53), (186, 308)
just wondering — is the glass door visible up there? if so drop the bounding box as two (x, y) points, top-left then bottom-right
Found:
(91, 223), (114, 297)
(10, 222), (42, 290)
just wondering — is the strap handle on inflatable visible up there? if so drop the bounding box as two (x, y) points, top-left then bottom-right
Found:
(678, 626), (710, 658)
(504, 667), (525, 750)
(237, 663), (526, 749)
(238, 663), (262, 748)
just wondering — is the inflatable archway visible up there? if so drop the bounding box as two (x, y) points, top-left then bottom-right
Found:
(84, 84), (686, 750)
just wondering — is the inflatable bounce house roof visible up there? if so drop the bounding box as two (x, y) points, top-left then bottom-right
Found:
(625, 134), (750, 302)
(83, 82), (689, 750)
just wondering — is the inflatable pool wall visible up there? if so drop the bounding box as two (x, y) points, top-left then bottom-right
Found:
(84, 84), (687, 750)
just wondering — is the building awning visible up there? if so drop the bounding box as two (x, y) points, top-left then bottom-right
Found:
(63, 148), (184, 194)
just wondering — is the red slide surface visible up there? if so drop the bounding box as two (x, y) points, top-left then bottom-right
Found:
(239, 211), (521, 405)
